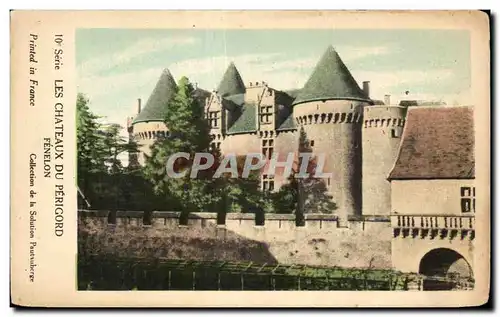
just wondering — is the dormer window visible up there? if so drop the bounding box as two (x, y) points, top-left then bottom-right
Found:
(208, 111), (220, 129)
(260, 105), (273, 125)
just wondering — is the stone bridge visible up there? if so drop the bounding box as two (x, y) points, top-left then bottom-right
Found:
(391, 214), (475, 289)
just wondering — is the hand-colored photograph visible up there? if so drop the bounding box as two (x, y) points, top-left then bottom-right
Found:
(75, 28), (475, 291)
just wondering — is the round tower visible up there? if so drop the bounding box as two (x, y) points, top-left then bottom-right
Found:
(293, 46), (371, 220)
(131, 69), (177, 165)
(362, 101), (407, 216)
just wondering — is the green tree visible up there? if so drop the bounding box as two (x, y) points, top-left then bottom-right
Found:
(272, 126), (336, 220)
(77, 93), (106, 177)
(77, 93), (143, 210)
(214, 155), (263, 215)
(297, 126), (337, 215)
(272, 127), (309, 216)
(100, 123), (139, 174)
(143, 77), (217, 220)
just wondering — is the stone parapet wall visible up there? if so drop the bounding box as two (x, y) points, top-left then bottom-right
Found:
(79, 210), (392, 269)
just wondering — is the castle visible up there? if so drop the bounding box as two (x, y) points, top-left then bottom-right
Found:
(98, 45), (477, 283)
(126, 46), (455, 220)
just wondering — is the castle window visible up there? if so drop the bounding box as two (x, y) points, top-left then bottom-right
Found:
(310, 140), (315, 147)
(262, 137), (274, 160)
(260, 114), (272, 124)
(391, 129), (401, 138)
(208, 111), (220, 128)
(260, 106), (273, 125)
(262, 177), (275, 192)
(460, 186), (475, 213)
(262, 148), (273, 159)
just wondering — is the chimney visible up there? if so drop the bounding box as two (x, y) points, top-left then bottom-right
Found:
(384, 94), (391, 106)
(137, 98), (142, 114)
(362, 81), (370, 98)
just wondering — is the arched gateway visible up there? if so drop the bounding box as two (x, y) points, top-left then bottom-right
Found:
(419, 248), (473, 290)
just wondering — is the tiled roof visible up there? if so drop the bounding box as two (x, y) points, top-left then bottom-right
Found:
(133, 70), (210, 124)
(194, 87), (211, 102)
(388, 106), (475, 180)
(217, 62), (246, 97)
(133, 69), (177, 124)
(293, 46), (371, 106)
(399, 100), (447, 107)
(224, 93), (245, 106)
(226, 103), (257, 134)
(283, 89), (301, 100)
(276, 113), (296, 131)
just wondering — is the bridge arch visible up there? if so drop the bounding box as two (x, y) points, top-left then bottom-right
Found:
(419, 247), (473, 277)
(418, 248), (473, 290)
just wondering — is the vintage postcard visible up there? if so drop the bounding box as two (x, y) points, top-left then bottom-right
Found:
(10, 10), (490, 307)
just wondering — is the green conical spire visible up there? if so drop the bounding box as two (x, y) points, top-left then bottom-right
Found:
(133, 69), (178, 124)
(293, 46), (370, 106)
(217, 62), (246, 97)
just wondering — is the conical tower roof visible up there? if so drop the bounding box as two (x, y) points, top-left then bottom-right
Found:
(293, 46), (370, 106)
(217, 62), (246, 97)
(133, 69), (178, 124)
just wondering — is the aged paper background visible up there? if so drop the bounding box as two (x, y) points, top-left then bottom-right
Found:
(10, 10), (490, 307)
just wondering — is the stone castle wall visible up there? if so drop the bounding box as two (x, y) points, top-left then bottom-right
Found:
(293, 100), (368, 218)
(362, 106), (406, 216)
(221, 133), (261, 156)
(79, 210), (392, 269)
(131, 121), (169, 165)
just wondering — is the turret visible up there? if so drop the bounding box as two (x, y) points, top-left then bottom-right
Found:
(217, 62), (246, 97)
(362, 99), (407, 216)
(131, 69), (177, 165)
(293, 46), (371, 220)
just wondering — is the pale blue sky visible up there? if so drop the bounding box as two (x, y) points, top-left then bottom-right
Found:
(76, 29), (471, 127)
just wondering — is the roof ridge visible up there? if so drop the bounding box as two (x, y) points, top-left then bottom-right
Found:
(406, 104), (473, 111)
